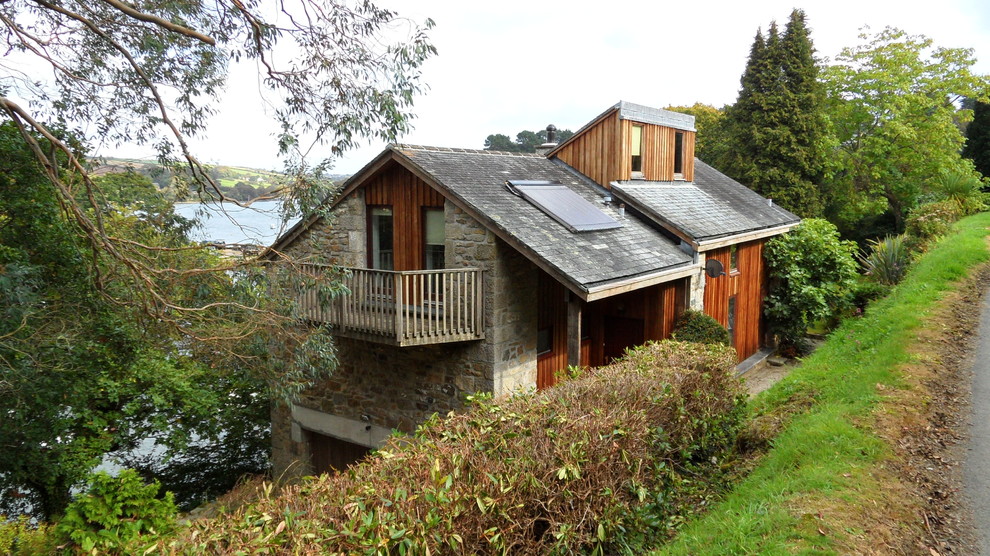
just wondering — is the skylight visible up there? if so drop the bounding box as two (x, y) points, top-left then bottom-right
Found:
(508, 180), (621, 233)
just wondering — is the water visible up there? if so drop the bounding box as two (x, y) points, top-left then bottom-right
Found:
(174, 200), (300, 246)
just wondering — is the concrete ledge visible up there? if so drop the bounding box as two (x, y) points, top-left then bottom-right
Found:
(291, 405), (394, 449)
(736, 347), (775, 376)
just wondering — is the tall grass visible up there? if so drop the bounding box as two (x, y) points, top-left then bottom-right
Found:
(656, 212), (990, 554)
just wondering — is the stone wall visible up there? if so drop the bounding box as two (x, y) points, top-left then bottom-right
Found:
(273, 196), (542, 478)
(689, 251), (706, 311)
(281, 191), (366, 267)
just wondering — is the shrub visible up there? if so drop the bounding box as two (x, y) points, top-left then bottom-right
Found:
(932, 170), (987, 216)
(671, 309), (731, 346)
(0, 516), (54, 555)
(170, 341), (745, 554)
(55, 469), (177, 553)
(905, 200), (962, 249)
(849, 279), (891, 312)
(765, 219), (858, 351)
(858, 234), (910, 286)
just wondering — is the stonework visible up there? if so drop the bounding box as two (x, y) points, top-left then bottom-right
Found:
(689, 251), (706, 311)
(273, 196), (542, 478)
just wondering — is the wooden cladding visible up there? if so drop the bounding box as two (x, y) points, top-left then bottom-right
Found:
(554, 110), (695, 187)
(703, 240), (768, 361)
(555, 111), (623, 188)
(537, 272), (568, 390)
(537, 272), (688, 384)
(619, 120), (695, 182)
(364, 163), (445, 271)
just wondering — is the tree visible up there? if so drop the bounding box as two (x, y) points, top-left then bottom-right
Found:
(963, 100), (990, 179)
(722, 10), (831, 218)
(0, 121), (281, 520)
(483, 128), (574, 152)
(764, 219), (858, 352)
(823, 27), (989, 232)
(664, 103), (730, 165)
(0, 0), (436, 342)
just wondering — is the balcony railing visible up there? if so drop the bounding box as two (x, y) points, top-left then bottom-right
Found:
(299, 265), (484, 347)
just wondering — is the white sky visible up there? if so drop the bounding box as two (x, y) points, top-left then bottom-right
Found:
(101, 0), (990, 174)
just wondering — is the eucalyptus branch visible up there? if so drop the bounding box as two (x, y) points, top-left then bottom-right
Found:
(95, 0), (216, 46)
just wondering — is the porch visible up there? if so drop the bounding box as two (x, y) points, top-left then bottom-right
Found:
(298, 265), (484, 347)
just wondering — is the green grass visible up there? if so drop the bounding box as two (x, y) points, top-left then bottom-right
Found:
(656, 212), (990, 555)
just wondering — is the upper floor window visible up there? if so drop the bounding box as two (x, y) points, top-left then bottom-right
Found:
(630, 125), (643, 176)
(729, 244), (739, 274)
(424, 208), (445, 270)
(673, 130), (685, 179)
(369, 206), (393, 270)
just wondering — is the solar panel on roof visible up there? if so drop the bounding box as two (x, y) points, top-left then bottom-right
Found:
(509, 181), (621, 233)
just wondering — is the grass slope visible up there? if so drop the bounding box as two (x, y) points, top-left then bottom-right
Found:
(657, 212), (990, 554)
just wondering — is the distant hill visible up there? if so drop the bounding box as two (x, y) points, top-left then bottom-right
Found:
(93, 158), (350, 202)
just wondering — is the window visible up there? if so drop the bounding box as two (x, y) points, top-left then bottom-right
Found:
(369, 207), (393, 270)
(424, 208), (445, 270)
(673, 130), (685, 178)
(727, 295), (737, 345)
(537, 327), (552, 356)
(729, 245), (739, 273)
(630, 125), (643, 175)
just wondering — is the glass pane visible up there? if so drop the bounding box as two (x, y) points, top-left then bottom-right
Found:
(425, 209), (444, 245)
(674, 131), (684, 175)
(631, 125), (642, 155)
(371, 207), (393, 270)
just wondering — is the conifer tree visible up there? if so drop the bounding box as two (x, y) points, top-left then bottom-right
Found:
(723, 10), (829, 218)
(963, 100), (990, 179)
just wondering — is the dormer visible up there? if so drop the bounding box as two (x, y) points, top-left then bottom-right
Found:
(548, 101), (696, 187)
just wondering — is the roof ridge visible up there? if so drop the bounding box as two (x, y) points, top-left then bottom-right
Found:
(393, 143), (544, 158)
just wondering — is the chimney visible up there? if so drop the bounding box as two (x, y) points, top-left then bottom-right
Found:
(535, 124), (558, 157)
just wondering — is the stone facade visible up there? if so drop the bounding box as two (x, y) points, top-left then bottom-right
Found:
(273, 196), (541, 478)
(689, 251), (706, 311)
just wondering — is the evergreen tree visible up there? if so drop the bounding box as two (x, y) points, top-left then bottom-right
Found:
(723, 10), (829, 218)
(963, 100), (990, 179)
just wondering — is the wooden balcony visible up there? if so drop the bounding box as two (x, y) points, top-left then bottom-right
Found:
(299, 265), (484, 347)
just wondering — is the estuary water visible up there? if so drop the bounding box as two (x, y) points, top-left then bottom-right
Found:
(174, 199), (300, 246)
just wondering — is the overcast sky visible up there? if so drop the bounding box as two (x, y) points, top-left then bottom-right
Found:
(104, 0), (990, 175)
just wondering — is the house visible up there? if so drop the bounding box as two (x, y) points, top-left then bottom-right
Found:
(267, 101), (799, 476)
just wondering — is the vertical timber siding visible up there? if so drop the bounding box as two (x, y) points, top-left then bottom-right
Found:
(364, 163), (445, 271)
(554, 111), (622, 188)
(555, 111), (695, 187)
(537, 272), (568, 389)
(702, 240), (767, 360)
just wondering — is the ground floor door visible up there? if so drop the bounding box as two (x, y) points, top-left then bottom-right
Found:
(603, 316), (645, 364)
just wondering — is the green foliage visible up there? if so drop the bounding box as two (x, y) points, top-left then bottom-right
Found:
(963, 100), (990, 178)
(931, 170), (987, 216)
(55, 470), (177, 553)
(671, 310), (732, 347)
(848, 278), (891, 313)
(823, 27), (989, 231)
(659, 212), (990, 555)
(483, 127), (575, 152)
(0, 515), (54, 555)
(166, 341), (745, 554)
(765, 219), (859, 349)
(905, 200), (963, 250)
(722, 10), (831, 218)
(0, 121), (275, 520)
(664, 103), (729, 164)
(858, 234), (910, 286)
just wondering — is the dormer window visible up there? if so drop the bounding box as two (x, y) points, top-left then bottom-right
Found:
(630, 125), (643, 177)
(673, 131), (685, 179)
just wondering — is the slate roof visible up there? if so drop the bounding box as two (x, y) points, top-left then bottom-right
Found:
(392, 145), (693, 290)
(610, 159), (800, 244)
(615, 101), (696, 132)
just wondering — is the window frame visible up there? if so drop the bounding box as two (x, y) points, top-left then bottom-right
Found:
(673, 130), (685, 180)
(422, 207), (445, 270)
(630, 124), (644, 178)
(367, 205), (394, 270)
